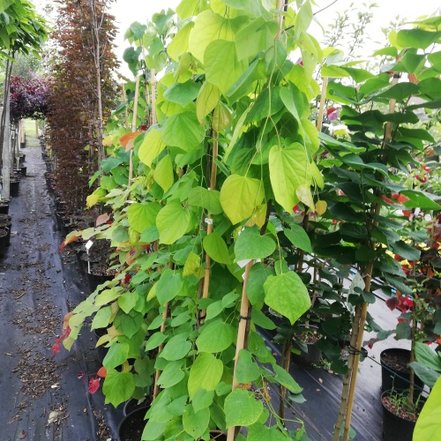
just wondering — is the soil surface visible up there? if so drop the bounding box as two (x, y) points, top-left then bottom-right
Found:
(381, 394), (418, 422)
(381, 349), (411, 373)
(0, 133), (121, 440)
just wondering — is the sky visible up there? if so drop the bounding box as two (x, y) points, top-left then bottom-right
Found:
(34, 0), (440, 77)
(108, 0), (439, 76)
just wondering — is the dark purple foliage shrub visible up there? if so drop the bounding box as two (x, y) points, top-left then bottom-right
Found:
(10, 75), (50, 122)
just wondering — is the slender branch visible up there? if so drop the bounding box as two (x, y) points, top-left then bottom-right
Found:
(313, 0), (339, 16)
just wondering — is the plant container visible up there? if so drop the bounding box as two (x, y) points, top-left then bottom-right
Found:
(380, 348), (424, 392)
(0, 200), (9, 214)
(0, 215), (11, 246)
(293, 342), (322, 366)
(381, 390), (423, 441)
(0, 227), (8, 257)
(10, 179), (20, 197)
(123, 397), (151, 417)
(20, 166), (27, 176)
(118, 407), (148, 441)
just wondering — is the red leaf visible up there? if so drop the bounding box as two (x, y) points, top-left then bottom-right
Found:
(61, 326), (71, 340)
(119, 131), (142, 150)
(97, 367), (107, 378)
(385, 297), (399, 311)
(123, 273), (132, 285)
(381, 195), (393, 204)
(96, 213), (111, 227)
(88, 377), (101, 394)
(51, 341), (61, 355)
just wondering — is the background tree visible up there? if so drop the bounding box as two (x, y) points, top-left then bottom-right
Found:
(46, 0), (118, 215)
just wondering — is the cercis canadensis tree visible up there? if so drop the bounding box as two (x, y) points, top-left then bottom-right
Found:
(63, 0), (325, 439)
(46, 0), (118, 215)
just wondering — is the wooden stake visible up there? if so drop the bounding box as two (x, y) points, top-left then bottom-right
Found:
(131, 76), (140, 132)
(121, 84), (129, 128)
(152, 303), (169, 399)
(226, 261), (253, 441)
(334, 74), (398, 439)
(316, 77), (329, 132)
(332, 304), (363, 441)
(342, 264), (373, 441)
(127, 76), (140, 187)
(150, 69), (157, 126)
(201, 130), (219, 303)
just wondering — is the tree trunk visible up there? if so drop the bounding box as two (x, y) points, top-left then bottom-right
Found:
(1, 92), (12, 200)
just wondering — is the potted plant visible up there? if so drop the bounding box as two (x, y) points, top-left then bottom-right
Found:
(61, 2), (327, 439)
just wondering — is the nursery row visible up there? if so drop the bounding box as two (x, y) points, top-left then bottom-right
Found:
(1, 1), (440, 440)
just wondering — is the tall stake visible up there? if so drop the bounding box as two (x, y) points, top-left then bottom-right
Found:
(316, 77), (329, 132)
(89, 0), (105, 162)
(279, 74), (328, 419)
(342, 265), (373, 441)
(128, 76), (140, 187)
(201, 129), (219, 306)
(333, 75), (398, 441)
(149, 69), (157, 126)
(152, 303), (169, 399)
(227, 261), (253, 441)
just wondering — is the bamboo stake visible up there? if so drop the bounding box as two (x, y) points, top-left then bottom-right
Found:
(152, 303), (169, 399)
(227, 261), (253, 441)
(128, 76), (140, 187)
(131, 76), (140, 132)
(150, 69), (157, 126)
(316, 77), (329, 132)
(201, 129), (219, 304)
(332, 304), (363, 441)
(342, 77), (399, 440)
(334, 74), (399, 440)
(121, 84), (129, 128)
(342, 266), (373, 441)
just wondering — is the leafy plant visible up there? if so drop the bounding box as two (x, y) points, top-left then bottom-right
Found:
(315, 15), (441, 441)
(63, 1), (328, 439)
(413, 375), (441, 440)
(45, 0), (118, 217)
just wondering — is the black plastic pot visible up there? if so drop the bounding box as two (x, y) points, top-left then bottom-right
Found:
(87, 271), (114, 293)
(123, 398), (151, 417)
(0, 215), (11, 246)
(118, 408), (148, 441)
(293, 342), (322, 366)
(381, 391), (420, 441)
(20, 166), (27, 176)
(0, 228), (8, 257)
(380, 348), (424, 392)
(10, 179), (20, 197)
(0, 201), (9, 214)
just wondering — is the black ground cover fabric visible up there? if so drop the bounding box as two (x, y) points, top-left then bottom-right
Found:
(0, 131), (398, 441)
(0, 135), (121, 441)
